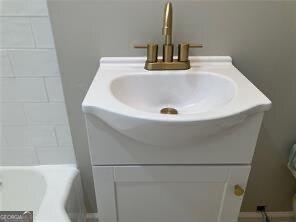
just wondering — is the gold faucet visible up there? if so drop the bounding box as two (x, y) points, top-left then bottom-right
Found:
(135, 2), (203, 70)
(162, 2), (173, 62)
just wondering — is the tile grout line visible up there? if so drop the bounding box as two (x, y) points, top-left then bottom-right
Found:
(29, 16), (38, 49)
(43, 77), (50, 102)
(6, 50), (16, 77)
(0, 15), (49, 18)
(53, 126), (61, 148)
(0, 48), (55, 50)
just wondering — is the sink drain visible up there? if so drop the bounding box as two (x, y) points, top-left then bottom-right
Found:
(160, 107), (178, 115)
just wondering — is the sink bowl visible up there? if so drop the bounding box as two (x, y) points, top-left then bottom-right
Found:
(111, 73), (235, 115)
(83, 57), (271, 147)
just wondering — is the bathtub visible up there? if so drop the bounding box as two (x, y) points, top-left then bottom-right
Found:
(0, 165), (86, 222)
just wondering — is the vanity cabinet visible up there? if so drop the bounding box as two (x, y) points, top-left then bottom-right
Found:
(85, 111), (264, 222)
(83, 56), (271, 222)
(93, 165), (250, 222)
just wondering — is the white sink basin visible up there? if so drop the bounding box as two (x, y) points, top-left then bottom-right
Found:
(83, 56), (271, 147)
(111, 73), (235, 115)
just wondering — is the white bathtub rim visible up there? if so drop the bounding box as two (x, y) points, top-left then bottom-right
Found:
(0, 164), (79, 222)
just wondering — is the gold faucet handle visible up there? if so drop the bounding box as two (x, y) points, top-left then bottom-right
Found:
(134, 44), (148, 49)
(134, 43), (158, 63)
(178, 43), (203, 62)
(189, 44), (203, 48)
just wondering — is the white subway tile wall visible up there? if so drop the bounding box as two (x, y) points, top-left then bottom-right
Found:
(0, 17), (35, 48)
(24, 103), (69, 124)
(36, 147), (76, 164)
(45, 77), (64, 102)
(0, 0), (76, 165)
(8, 49), (59, 76)
(0, 0), (48, 16)
(0, 103), (27, 125)
(0, 148), (39, 165)
(31, 17), (55, 48)
(0, 51), (13, 76)
(55, 125), (73, 146)
(0, 78), (48, 102)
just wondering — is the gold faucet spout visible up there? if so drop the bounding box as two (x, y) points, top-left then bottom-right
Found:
(134, 1), (203, 70)
(162, 2), (173, 45)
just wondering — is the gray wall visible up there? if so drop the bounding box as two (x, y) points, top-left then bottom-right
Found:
(48, 0), (296, 212)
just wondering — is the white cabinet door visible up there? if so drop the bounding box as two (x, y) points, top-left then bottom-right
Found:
(93, 165), (250, 222)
